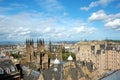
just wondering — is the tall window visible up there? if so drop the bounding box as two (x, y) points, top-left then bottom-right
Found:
(0, 68), (4, 74)
(5, 68), (11, 74)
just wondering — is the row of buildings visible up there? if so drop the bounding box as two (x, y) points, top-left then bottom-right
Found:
(0, 50), (20, 80)
(76, 40), (120, 78)
(0, 39), (120, 80)
(21, 39), (96, 80)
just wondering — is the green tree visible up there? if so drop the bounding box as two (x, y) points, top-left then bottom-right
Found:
(11, 53), (19, 59)
(62, 52), (76, 61)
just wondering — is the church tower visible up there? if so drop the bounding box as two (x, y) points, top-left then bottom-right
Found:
(49, 41), (52, 52)
(37, 39), (48, 70)
(26, 39), (34, 64)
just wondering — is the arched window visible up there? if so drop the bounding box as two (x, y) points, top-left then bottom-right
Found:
(0, 68), (4, 74)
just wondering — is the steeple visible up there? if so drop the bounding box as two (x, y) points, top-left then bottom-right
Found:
(31, 39), (34, 45)
(37, 39), (38, 44)
(30, 39), (32, 45)
(49, 40), (52, 52)
(39, 39), (42, 45)
(42, 39), (44, 45)
(26, 39), (28, 44)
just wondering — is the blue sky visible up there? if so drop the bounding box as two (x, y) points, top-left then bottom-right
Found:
(0, 0), (120, 41)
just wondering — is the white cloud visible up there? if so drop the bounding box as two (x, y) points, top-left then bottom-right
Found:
(19, 31), (31, 35)
(80, 2), (98, 11)
(89, 10), (120, 22)
(72, 26), (85, 34)
(72, 26), (96, 34)
(0, 7), (13, 12)
(80, 7), (89, 11)
(0, 11), (97, 41)
(14, 27), (29, 33)
(38, 0), (64, 12)
(89, 10), (120, 30)
(80, 0), (113, 11)
(0, 3), (28, 13)
(99, 0), (113, 6)
(88, 10), (107, 21)
(43, 27), (52, 33)
(63, 12), (68, 16)
(9, 3), (28, 8)
(104, 19), (120, 29)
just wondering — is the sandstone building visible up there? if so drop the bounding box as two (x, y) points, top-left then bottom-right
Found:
(21, 39), (48, 70)
(76, 40), (120, 78)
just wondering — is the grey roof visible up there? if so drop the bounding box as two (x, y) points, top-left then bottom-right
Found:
(100, 70), (120, 80)
(0, 59), (19, 80)
(70, 68), (78, 80)
(22, 64), (61, 80)
(22, 66), (29, 80)
(28, 70), (40, 80)
(42, 64), (61, 80)
(0, 60), (17, 75)
(43, 69), (60, 80)
(21, 61), (94, 80)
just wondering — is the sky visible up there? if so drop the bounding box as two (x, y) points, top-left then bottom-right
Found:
(0, 0), (120, 42)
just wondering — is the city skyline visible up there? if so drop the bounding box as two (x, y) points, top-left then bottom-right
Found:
(0, 0), (120, 41)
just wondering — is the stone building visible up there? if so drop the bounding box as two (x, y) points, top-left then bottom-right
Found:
(76, 40), (120, 78)
(22, 59), (94, 80)
(105, 43), (120, 71)
(0, 53), (20, 80)
(49, 41), (62, 61)
(22, 39), (48, 70)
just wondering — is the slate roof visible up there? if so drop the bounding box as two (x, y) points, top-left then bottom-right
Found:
(0, 60), (17, 75)
(70, 68), (78, 80)
(22, 61), (94, 80)
(99, 70), (120, 80)
(22, 64), (62, 80)
(0, 59), (19, 80)
(42, 64), (61, 80)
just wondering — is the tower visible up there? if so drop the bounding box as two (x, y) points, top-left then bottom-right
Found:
(37, 39), (48, 70)
(26, 39), (34, 65)
(49, 41), (52, 52)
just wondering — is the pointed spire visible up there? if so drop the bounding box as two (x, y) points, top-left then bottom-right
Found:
(31, 39), (34, 45)
(26, 39), (28, 44)
(37, 38), (38, 44)
(49, 40), (51, 45)
(40, 39), (42, 45)
(49, 40), (52, 52)
(42, 39), (44, 45)
(27, 39), (30, 43)
(30, 39), (32, 45)
(67, 55), (73, 61)
(54, 58), (60, 65)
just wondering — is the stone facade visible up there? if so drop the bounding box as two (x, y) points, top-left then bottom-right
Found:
(25, 39), (48, 70)
(76, 41), (120, 77)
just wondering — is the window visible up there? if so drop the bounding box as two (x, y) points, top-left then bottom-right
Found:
(5, 68), (11, 74)
(10, 65), (15, 72)
(0, 68), (4, 74)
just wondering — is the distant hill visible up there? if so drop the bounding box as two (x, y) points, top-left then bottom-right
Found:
(0, 40), (79, 45)
(0, 41), (25, 45)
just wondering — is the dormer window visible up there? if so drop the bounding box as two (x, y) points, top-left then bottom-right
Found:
(5, 68), (11, 74)
(10, 65), (15, 72)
